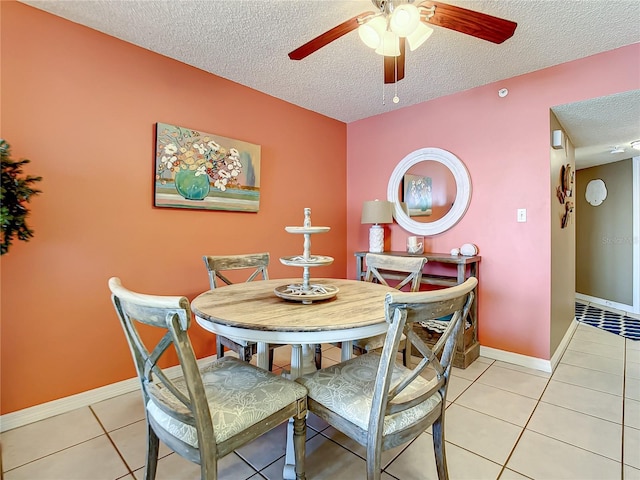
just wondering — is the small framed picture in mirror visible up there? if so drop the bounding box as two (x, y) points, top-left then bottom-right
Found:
(403, 174), (432, 217)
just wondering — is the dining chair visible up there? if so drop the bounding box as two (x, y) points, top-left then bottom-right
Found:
(109, 277), (308, 480)
(202, 253), (278, 370)
(323, 253), (426, 368)
(296, 276), (477, 480)
(352, 253), (427, 365)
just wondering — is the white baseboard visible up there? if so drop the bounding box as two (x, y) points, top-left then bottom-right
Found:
(576, 293), (638, 315)
(0, 355), (216, 433)
(480, 346), (553, 373)
(0, 377), (141, 433)
(550, 318), (579, 372)
(479, 318), (578, 374)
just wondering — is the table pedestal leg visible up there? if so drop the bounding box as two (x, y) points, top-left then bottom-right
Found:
(283, 425), (297, 480)
(256, 342), (269, 370)
(284, 344), (316, 479)
(340, 341), (353, 362)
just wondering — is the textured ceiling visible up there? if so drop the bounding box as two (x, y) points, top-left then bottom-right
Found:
(553, 90), (640, 169)
(20, 0), (640, 167)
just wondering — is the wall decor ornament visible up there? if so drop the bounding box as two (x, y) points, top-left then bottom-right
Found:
(585, 179), (607, 206)
(556, 163), (574, 204)
(154, 122), (261, 212)
(561, 201), (574, 229)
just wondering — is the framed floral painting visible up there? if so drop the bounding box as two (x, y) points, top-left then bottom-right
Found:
(154, 122), (260, 212)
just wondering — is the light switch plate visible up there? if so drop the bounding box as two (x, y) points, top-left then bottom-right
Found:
(517, 208), (527, 222)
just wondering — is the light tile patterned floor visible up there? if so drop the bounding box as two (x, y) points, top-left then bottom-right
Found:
(2, 318), (640, 479)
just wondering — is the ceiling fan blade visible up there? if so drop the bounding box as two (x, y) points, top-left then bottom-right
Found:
(419, 1), (517, 44)
(288, 12), (374, 60)
(384, 38), (406, 84)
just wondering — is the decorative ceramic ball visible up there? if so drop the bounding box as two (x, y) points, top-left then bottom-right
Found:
(460, 243), (478, 256)
(450, 248), (460, 256)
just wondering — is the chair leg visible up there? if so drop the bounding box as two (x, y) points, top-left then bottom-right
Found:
(365, 438), (382, 480)
(268, 347), (274, 371)
(239, 344), (253, 363)
(216, 337), (224, 359)
(432, 415), (449, 480)
(144, 423), (160, 480)
(353, 344), (366, 356)
(293, 414), (307, 480)
(314, 344), (322, 370)
(402, 346), (410, 367)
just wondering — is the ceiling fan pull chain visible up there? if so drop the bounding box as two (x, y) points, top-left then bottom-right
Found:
(393, 56), (400, 104)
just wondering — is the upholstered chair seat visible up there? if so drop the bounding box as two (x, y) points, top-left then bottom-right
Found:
(297, 353), (440, 436)
(147, 357), (308, 447)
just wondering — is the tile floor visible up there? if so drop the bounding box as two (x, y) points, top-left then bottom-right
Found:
(2, 312), (640, 479)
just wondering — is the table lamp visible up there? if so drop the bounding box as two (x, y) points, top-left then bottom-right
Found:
(361, 199), (393, 253)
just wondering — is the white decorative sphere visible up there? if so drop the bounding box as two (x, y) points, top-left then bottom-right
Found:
(450, 248), (460, 256)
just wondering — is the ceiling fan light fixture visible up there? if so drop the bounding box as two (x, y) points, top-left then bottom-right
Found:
(406, 22), (433, 51)
(375, 30), (401, 56)
(631, 140), (640, 150)
(610, 146), (625, 154)
(358, 15), (387, 49)
(389, 3), (420, 37)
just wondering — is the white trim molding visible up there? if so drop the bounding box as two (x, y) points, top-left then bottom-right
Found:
(632, 156), (639, 314)
(480, 319), (577, 374)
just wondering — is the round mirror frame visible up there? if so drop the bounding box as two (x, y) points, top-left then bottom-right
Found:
(387, 147), (472, 236)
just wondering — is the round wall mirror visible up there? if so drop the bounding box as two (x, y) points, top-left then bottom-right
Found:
(387, 147), (472, 236)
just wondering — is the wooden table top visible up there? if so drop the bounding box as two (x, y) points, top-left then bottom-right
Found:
(191, 278), (393, 333)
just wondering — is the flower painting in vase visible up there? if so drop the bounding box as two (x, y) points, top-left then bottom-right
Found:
(154, 122), (261, 212)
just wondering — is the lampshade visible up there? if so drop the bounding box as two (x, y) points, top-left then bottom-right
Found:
(374, 30), (401, 56)
(358, 16), (387, 49)
(390, 3), (420, 37)
(361, 200), (393, 224)
(406, 22), (433, 51)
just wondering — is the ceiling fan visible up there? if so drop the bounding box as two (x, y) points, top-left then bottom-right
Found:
(288, 0), (517, 84)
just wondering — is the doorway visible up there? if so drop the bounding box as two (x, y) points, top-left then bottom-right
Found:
(552, 91), (640, 315)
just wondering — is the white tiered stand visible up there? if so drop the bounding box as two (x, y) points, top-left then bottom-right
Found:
(275, 207), (338, 304)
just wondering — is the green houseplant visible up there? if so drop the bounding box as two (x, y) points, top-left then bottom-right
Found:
(1, 140), (42, 255)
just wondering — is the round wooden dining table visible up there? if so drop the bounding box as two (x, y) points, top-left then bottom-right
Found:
(192, 277), (394, 479)
(191, 277), (394, 378)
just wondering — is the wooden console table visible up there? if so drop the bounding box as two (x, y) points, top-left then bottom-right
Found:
(355, 251), (481, 368)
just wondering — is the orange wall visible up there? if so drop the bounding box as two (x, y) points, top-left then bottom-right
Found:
(347, 43), (640, 361)
(0, 2), (347, 414)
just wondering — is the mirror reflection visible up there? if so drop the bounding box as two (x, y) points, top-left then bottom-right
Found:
(401, 161), (457, 222)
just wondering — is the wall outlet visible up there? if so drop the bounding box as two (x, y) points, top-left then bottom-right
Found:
(517, 208), (527, 222)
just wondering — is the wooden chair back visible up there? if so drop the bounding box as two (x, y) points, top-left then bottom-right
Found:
(203, 253), (269, 289)
(364, 253), (427, 292)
